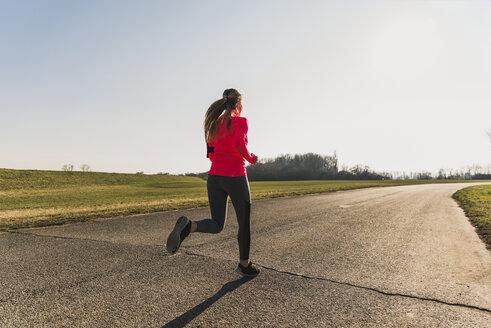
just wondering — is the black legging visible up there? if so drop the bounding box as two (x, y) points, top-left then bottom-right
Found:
(195, 175), (251, 260)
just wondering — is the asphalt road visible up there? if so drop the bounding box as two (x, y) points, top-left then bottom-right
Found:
(1, 183), (490, 327)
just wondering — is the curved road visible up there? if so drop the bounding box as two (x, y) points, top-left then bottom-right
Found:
(1, 183), (490, 327)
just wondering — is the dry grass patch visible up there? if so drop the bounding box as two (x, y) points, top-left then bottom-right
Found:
(0, 197), (209, 230)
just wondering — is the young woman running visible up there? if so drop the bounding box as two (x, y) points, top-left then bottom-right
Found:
(166, 88), (260, 277)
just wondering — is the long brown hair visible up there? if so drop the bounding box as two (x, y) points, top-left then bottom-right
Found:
(204, 88), (241, 142)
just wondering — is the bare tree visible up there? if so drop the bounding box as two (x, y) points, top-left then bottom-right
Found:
(62, 164), (74, 172)
(80, 164), (91, 172)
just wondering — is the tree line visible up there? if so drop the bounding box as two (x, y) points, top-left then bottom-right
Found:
(245, 153), (390, 181)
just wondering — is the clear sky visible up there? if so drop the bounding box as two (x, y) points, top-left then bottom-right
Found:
(1, 0), (490, 175)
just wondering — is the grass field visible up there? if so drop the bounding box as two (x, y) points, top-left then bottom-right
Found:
(1, 168), (488, 231)
(453, 185), (491, 250)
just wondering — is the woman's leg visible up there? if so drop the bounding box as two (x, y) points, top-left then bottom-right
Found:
(222, 176), (252, 263)
(194, 175), (229, 234)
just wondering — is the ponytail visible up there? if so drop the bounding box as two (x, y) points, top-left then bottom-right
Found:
(204, 88), (241, 142)
(204, 98), (227, 142)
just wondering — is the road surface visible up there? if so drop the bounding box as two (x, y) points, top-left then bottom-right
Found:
(1, 183), (490, 327)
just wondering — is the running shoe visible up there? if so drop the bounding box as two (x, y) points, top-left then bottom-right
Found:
(166, 216), (190, 254)
(235, 261), (260, 277)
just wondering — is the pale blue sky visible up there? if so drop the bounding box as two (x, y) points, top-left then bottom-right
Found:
(1, 0), (490, 174)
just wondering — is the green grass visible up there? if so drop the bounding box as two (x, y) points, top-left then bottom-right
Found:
(0, 169), (208, 229)
(453, 185), (491, 250)
(1, 168), (488, 231)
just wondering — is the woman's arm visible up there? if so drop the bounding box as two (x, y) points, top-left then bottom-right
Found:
(234, 118), (257, 164)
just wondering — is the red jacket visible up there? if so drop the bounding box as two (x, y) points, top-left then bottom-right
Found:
(207, 115), (257, 177)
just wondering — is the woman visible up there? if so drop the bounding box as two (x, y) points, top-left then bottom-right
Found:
(166, 88), (260, 277)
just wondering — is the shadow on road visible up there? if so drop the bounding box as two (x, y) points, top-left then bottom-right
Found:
(161, 276), (256, 328)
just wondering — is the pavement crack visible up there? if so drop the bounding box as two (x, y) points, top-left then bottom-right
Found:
(260, 264), (491, 314)
(182, 250), (491, 314)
